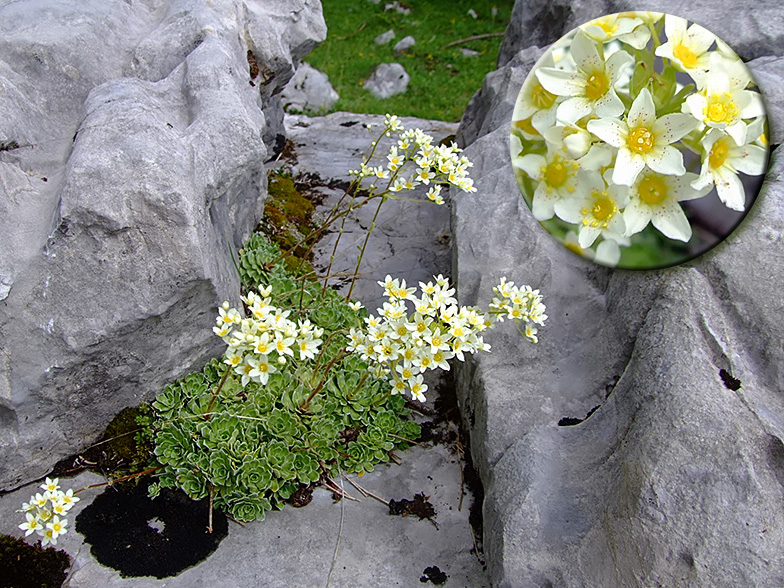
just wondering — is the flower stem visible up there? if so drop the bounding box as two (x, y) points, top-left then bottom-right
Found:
(346, 194), (387, 301)
(204, 366), (232, 419)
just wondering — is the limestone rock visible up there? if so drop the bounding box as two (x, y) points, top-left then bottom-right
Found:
(393, 35), (415, 54)
(0, 0), (326, 491)
(364, 62), (410, 99)
(453, 1), (784, 585)
(375, 29), (395, 45)
(280, 62), (339, 114)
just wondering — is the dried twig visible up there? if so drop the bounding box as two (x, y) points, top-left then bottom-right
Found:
(441, 32), (505, 50)
(342, 474), (389, 507)
(322, 477), (360, 502)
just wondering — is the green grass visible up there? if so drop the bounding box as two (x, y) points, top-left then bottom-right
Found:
(306, 0), (515, 122)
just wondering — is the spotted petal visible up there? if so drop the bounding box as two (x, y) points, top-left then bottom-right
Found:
(587, 118), (625, 148)
(646, 145), (686, 176)
(612, 149), (645, 186)
(651, 200), (691, 241)
(627, 88), (657, 128)
(652, 113), (699, 144)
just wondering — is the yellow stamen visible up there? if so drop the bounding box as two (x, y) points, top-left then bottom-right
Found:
(709, 138), (731, 169)
(584, 71), (609, 101)
(638, 174), (668, 205)
(628, 127), (655, 154)
(530, 81), (557, 109)
(673, 43), (698, 69)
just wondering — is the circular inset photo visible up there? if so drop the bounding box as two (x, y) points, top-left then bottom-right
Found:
(510, 12), (770, 269)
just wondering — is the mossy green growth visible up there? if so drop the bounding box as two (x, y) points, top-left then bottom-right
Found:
(149, 233), (421, 522)
(0, 533), (70, 588)
(260, 171), (318, 275)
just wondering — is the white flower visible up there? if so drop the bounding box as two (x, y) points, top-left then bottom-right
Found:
(581, 13), (653, 49)
(513, 149), (580, 220)
(511, 51), (560, 136)
(536, 30), (633, 124)
(624, 170), (711, 241)
(46, 515), (68, 541)
(684, 53), (766, 145)
(655, 14), (715, 75)
(588, 88), (698, 186)
(553, 171), (629, 248)
(19, 513), (43, 537)
(691, 127), (768, 211)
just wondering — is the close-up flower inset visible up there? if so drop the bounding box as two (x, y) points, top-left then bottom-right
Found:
(510, 12), (769, 269)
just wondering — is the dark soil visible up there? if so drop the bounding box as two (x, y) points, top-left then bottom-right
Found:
(388, 492), (436, 520)
(0, 533), (70, 588)
(420, 565), (449, 584)
(75, 482), (227, 579)
(288, 484), (314, 508)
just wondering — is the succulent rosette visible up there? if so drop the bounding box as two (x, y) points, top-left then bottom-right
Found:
(511, 12), (769, 269)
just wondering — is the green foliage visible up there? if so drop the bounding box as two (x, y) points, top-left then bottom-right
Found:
(306, 0), (515, 122)
(149, 233), (420, 522)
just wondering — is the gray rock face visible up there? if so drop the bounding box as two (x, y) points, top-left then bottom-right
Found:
(364, 62), (410, 99)
(454, 2), (784, 586)
(280, 62), (339, 114)
(498, 0), (784, 68)
(0, 0), (326, 491)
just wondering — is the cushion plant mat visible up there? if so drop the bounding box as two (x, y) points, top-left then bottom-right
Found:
(75, 482), (228, 579)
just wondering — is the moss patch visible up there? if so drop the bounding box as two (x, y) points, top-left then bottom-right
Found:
(0, 533), (70, 588)
(261, 171), (318, 269)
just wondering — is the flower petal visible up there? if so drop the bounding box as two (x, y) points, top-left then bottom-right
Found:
(595, 239), (621, 266)
(531, 183), (557, 220)
(628, 88), (656, 127)
(646, 145), (686, 176)
(612, 149), (645, 186)
(587, 118), (625, 147)
(556, 97), (592, 124)
(622, 199), (651, 236)
(578, 225), (601, 248)
(536, 67), (582, 97)
(570, 30), (603, 73)
(714, 168), (747, 211)
(651, 200), (691, 241)
(731, 144), (768, 176)
(513, 153), (545, 179)
(594, 89), (625, 119)
(653, 113), (699, 144)
(553, 197), (584, 224)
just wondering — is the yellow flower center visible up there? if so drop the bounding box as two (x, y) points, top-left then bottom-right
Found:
(259, 363), (269, 373)
(628, 127), (655, 154)
(513, 117), (539, 136)
(638, 175), (668, 205)
(709, 138), (731, 169)
(705, 93), (739, 124)
(598, 20), (616, 35)
(584, 71), (609, 101)
(544, 161), (568, 187)
(673, 43), (698, 69)
(530, 81), (557, 109)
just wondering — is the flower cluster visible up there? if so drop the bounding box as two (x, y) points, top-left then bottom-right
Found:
(214, 286), (324, 385)
(346, 275), (491, 402)
(17, 478), (78, 546)
(489, 277), (548, 343)
(349, 114), (476, 203)
(347, 274), (546, 402)
(511, 12), (768, 266)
